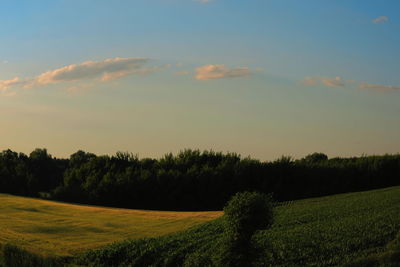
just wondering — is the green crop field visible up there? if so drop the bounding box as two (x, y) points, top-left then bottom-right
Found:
(0, 194), (221, 257)
(78, 186), (400, 266)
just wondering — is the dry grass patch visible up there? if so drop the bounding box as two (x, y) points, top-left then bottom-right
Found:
(0, 194), (221, 257)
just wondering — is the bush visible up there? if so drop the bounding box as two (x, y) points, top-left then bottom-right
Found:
(224, 191), (274, 239)
(216, 191), (274, 267)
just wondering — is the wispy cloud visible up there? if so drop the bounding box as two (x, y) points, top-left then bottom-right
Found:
(30, 57), (150, 87)
(0, 77), (20, 91)
(320, 77), (345, 88)
(195, 64), (250, 80)
(302, 76), (345, 88)
(302, 76), (318, 86)
(0, 57), (165, 96)
(359, 82), (400, 92)
(372, 16), (389, 24)
(302, 75), (400, 93)
(0, 77), (20, 97)
(66, 82), (95, 95)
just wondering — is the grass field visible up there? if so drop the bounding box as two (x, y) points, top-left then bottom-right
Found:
(78, 186), (400, 266)
(1, 187), (400, 266)
(0, 194), (221, 257)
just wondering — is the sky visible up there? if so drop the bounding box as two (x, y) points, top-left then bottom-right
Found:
(0, 0), (399, 161)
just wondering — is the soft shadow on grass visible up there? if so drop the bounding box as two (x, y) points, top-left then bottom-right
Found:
(347, 233), (400, 267)
(1, 244), (71, 267)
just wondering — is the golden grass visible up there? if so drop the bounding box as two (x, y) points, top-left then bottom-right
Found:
(0, 194), (222, 256)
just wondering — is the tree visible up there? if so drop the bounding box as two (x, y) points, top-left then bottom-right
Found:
(303, 153), (328, 164)
(217, 191), (274, 266)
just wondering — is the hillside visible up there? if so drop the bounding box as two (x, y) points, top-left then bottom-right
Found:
(78, 186), (400, 266)
(1, 186), (400, 266)
(0, 194), (221, 257)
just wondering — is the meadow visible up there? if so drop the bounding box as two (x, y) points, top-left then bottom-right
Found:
(78, 186), (400, 266)
(0, 194), (221, 257)
(1, 187), (400, 266)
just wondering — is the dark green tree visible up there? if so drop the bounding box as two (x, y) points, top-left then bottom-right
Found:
(217, 191), (274, 267)
(303, 153), (328, 164)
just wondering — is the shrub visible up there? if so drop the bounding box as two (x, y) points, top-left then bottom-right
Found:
(216, 191), (274, 267)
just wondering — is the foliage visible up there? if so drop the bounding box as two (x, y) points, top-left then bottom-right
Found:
(0, 149), (67, 197)
(223, 191), (273, 240)
(215, 192), (273, 267)
(302, 152), (328, 164)
(1, 148), (400, 210)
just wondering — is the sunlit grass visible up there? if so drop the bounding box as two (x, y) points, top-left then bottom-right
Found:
(0, 194), (221, 257)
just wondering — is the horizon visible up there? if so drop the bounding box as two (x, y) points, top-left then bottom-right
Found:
(2, 147), (399, 162)
(1, 0), (399, 161)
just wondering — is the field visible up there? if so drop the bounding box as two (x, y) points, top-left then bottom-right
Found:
(79, 186), (400, 266)
(0, 194), (221, 257)
(1, 186), (400, 266)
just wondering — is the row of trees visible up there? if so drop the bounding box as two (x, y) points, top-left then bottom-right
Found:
(0, 149), (67, 197)
(0, 149), (399, 210)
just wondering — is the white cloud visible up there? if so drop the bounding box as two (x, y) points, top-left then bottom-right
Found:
(372, 16), (389, 24)
(0, 57), (166, 96)
(320, 76), (345, 88)
(301, 76), (345, 88)
(31, 57), (150, 86)
(359, 82), (400, 92)
(0, 77), (20, 91)
(195, 0), (212, 3)
(303, 75), (400, 93)
(302, 76), (318, 86)
(0, 77), (20, 96)
(195, 64), (250, 80)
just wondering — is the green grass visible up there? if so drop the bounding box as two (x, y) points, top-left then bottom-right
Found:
(78, 186), (400, 266)
(0, 194), (221, 257)
(2, 187), (400, 266)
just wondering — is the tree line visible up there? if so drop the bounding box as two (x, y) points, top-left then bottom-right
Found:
(0, 148), (399, 210)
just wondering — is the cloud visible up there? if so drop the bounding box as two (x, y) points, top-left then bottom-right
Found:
(372, 16), (389, 24)
(359, 82), (400, 92)
(302, 75), (400, 93)
(0, 77), (20, 91)
(30, 57), (150, 86)
(302, 76), (345, 88)
(195, 0), (212, 3)
(302, 76), (318, 86)
(195, 64), (250, 80)
(0, 77), (20, 96)
(0, 57), (165, 96)
(320, 76), (345, 88)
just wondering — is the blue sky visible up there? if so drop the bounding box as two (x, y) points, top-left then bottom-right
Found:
(0, 0), (399, 160)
